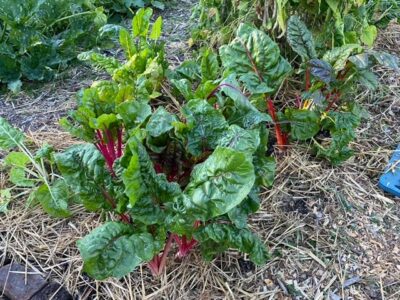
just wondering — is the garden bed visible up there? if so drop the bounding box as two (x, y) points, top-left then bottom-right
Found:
(0, 1), (399, 299)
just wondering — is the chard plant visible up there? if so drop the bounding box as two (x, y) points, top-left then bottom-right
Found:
(284, 16), (399, 164)
(55, 10), (273, 279)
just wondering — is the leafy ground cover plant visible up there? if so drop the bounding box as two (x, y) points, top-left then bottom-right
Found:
(0, 0), (108, 92)
(283, 16), (399, 164)
(0, 118), (73, 216)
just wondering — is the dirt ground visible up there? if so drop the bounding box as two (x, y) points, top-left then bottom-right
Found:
(0, 1), (399, 299)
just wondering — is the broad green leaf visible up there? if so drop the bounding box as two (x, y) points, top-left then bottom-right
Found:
(9, 167), (35, 187)
(194, 223), (269, 265)
(7, 80), (22, 93)
(174, 60), (201, 81)
(119, 28), (137, 59)
(182, 99), (229, 156)
(78, 52), (122, 75)
(35, 180), (72, 218)
(0, 117), (25, 150)
(184, 146), (255, 219)
(217, 125), (260, 155)
(220, 76), (272, 128)
(170, 78), (194, 101)
(4, 152), (30, 168)
(150, 16), (163, 40)
(201, 48), (219, 81)
(254, 156), (276, 187)
(285, 109), (320, 141)
(348, 53), (370, 69)
(0, 54), (20, 82)
(55, 144), (110, 211)
(368, 50), (399, 71)
(89, 114), (118, 130)
(361, 25), (377, 47)
(227, 188), (260, 228)
(287, 16), (317, 61)
(146, 107), (176, 137)
(323, 44), (362, 71)
(220, 24), (292, 94)
(117, 101), (152, 128)
(77, 222), (160, 280)
(132, 8), (153, 38)
(309, 59), (335, 84)
(357, 70), (378, 90)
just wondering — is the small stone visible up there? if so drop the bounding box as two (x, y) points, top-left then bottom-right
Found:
(31, 282), (72, 300)
(0, 263), (47, 300)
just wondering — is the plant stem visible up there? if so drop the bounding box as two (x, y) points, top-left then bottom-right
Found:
(266, 97), (287, 150)
(101, 189), (130, 223)
(104, 129), (116, 162)
(148, 234), (174, 276)
(305, 68), (311, 91)
(117, 128), (123, 158)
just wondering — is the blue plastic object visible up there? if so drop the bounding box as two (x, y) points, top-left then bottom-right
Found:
(379, 144), (400, 197)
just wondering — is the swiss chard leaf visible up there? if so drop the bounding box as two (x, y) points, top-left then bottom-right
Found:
(77, 221), (161, 280)
(284, 109), (320, 141)
(287, 16), (317, 61)
(219, 24), (292, 95)
(194, 223), (269, 265)
(181, 99), (229, 156)
(184, 146), (255, 219)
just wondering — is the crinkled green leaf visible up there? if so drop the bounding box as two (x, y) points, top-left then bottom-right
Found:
(9, 167), (35, 187)
(35, 180), (72, 218)
(287, 16), (317, 61)
(194, 223), (269, 265)
(254, 156), (276, 187)
(119, 28), (137, 59)
(227, 188), (260, 229)
(78, 52), (122, 75)
(174, 60), (201, 81)
(4, 152), (30, 168)
(309, 59), (335, 84)
(146, 107), (176, 137)
(361, 25), (377, 47)
(220, 23), (292, 94)
(220, 76), (272, 128)
(184, 146), (255, 219)
(77, 222), (160, 280)
(285, 109), (320, 141)
(323, 44), (362, 71)
(182, 99), (229, 156)
(117, 100), (151, 128)
(201, 48), (219, 81)
(357, 69), (378, 90)
(171, 78), (194, 100)
(122, 139), (181, 206)
(217, 125), (260, 155)
(55, 144), (110, 211)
